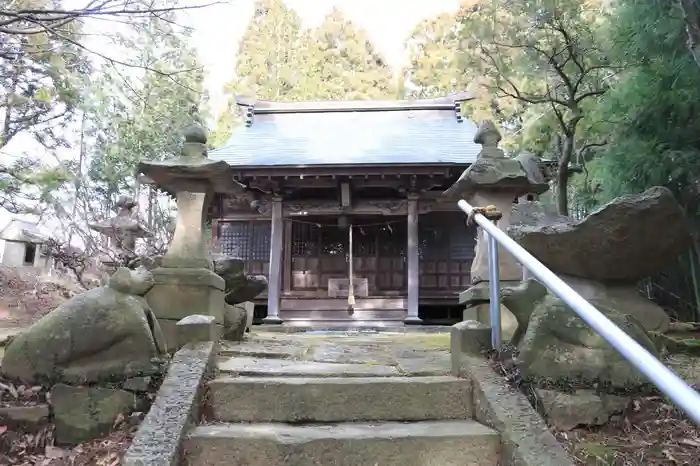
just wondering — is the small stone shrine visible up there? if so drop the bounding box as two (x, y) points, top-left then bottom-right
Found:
(137, 124), (246, 349)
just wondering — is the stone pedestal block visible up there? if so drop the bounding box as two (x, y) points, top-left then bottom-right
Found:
(471, 303), (518, 342)
(239, 301), (255, 331)
(468, 192), (523, 282)
(451, 320), (492, 358)
(146, 267), (225, 350)
(176, 315), (220, 351)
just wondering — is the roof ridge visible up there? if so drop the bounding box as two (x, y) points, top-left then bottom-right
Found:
(235, 92), (472, 114)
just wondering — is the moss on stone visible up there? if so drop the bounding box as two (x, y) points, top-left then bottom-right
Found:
(401, 334), (451, 350)
(650, 332), (700, 355)
(576, 441), (617, 465)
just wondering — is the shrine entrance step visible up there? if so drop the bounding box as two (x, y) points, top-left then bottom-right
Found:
(183, 332), (501, 466)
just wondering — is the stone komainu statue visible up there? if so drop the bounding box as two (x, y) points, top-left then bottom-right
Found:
(2, 267), (167, 385)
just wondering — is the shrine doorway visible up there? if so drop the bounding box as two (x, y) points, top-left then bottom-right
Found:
(288, 215), (407, 298)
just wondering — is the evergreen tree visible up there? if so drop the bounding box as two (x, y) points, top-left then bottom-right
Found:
(224, 0), (307, 102)
(457, 0), (611, 215)
(303, 8), (396, 100)
(212, 0), (307, 144)
(401, 5), (525, 144)
(587, 0), (700, 208)
(51, 12), (208, 250)
(214, 2), (397, 143)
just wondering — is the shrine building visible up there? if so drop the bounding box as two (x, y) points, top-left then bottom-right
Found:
(207, 93), (481, 327)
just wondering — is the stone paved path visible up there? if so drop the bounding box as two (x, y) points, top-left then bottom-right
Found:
(218, 330), (452, 376)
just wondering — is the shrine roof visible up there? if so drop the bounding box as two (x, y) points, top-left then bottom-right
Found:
(208, 93), (480, 168)
(0, 217), (48, 243)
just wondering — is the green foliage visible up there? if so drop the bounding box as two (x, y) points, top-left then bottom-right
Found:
(213, 0), (306, 140)
(402, 4), (525, 134)
(86, 14), (206, 204)
(0, 1), (89, 212)
(403, 11), (467, 98)
(588, 0), (700, 212)
(230, 0), (307, 101)
(0, 24), (86, 150)
(30, 10), (207, 252)
(456, 0), (611, 215)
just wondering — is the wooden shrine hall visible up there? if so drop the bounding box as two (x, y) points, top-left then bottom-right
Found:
(206, 93), (482, 327)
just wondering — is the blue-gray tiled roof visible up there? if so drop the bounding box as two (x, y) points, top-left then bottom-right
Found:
(208, 109), (480, 167)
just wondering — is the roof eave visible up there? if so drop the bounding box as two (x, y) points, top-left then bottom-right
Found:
(219, 161), (472, 172)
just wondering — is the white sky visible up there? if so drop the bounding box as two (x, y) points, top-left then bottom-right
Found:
(1, 0), (460, 231)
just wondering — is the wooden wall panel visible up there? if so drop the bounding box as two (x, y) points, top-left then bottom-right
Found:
(418, 212), (476, 295)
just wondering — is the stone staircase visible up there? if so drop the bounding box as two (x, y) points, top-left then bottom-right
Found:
(184, 335), (502, 465)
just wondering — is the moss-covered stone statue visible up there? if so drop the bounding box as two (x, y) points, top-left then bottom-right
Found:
(509, 186), (690, 334)
(213, 257), (267, 340)
(478, 186), (691, 389)
(2, 267), (167, 385)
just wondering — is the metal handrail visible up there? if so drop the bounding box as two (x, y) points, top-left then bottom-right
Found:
(458, 199), (700, 425)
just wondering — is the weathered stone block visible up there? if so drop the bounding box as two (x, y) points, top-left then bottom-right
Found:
(52, 384), (135, 445)
(122, 376), (153, 393)
(450, 320), (492, 355)
(468, 192), (525, 282)
(518, 294), (658, 388)
(209, 376), (472, 423)
(146, 267), (225, 350)
(451, 320), (492, 361)
(509, 186), (691, 282)
(122, 341), (217, 466)
(186, 420), (501, 466)
(536, 389), (628, 431)
(223, 304), (247, 341)
(241, 300), (255, 331)
(0, 404), (49, 430)
(560, 275), (669, 332)
(213, 258), (267, 305)
(459, 354), (575, 465)
(176, 314), (219, 349)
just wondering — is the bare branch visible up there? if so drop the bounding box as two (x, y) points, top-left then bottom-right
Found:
(476, 41), (570, 106)
(0, 1), (222, 35)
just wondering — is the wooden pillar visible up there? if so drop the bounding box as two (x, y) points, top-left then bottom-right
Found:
(264, 198), (283, 323)
(405, 196), (422, 324)
(283, 219), (292, 294)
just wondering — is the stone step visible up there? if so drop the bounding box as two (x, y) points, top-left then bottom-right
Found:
(281, 318), (407, 328)
(218, 356), (401, 377)
(185, 420), (500, 466)
(208, 376), (472, 422)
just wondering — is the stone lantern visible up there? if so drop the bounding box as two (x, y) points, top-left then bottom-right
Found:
(443, 120), (549, 335)
(88, 195), (151, 274)
(137, 124), (246, 349)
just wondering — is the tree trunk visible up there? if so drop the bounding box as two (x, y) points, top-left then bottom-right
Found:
(680, 0), (700, 69)
(556, 133), (576, 216)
